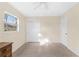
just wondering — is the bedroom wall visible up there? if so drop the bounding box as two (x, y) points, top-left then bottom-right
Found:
(0, 2), (26, 52)
(40, 16), (60, 43)
(62, 4), (79, 56)
(27, 16), (60, 43)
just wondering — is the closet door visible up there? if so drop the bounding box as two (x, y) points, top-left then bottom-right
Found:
(27, 21), (40, 42)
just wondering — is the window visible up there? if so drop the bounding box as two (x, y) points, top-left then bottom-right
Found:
(4, 12), (19, 31)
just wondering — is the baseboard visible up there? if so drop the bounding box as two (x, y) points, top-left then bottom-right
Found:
(12, 43), (27, 57)
(27, 42), (40, 43)
(61, 42), (79, 56)
(72, 48), (79, 56)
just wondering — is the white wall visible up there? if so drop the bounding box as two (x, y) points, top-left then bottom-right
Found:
(0, 2), (26, 53)
(61, 4), (79, 56)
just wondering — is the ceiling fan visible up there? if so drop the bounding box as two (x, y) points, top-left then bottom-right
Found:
(33, 2), (48, 10)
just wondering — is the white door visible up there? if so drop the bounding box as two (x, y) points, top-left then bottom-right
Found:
(27, 21), (40, 42)
(60, 16), (68, 46)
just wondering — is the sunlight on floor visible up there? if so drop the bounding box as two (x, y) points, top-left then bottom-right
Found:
(38, 33), (50, 46)
(39, 38), (49, 46)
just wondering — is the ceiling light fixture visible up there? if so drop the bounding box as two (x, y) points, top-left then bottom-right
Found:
(34, 2), (48, 10)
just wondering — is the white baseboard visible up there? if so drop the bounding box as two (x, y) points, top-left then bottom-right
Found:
(61, 42), (79, 56)
(72, 48), (79, 56)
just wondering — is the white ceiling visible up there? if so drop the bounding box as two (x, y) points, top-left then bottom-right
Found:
(9, 2), (78, 16)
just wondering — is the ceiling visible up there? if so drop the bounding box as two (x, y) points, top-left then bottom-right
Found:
(9, 2), (78, 16)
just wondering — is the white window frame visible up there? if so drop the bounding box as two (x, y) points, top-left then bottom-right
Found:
(4, 11), (19, 32)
